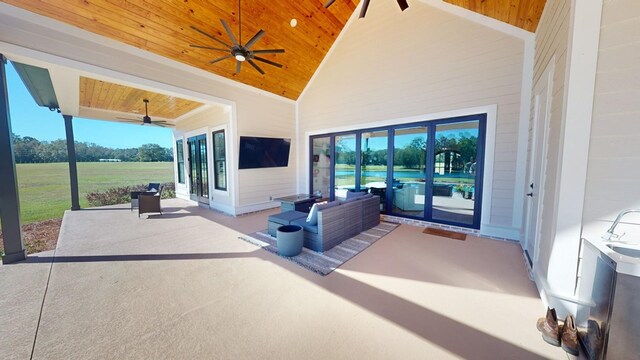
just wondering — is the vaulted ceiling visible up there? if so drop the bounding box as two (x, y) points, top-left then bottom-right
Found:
(2, 0), (546, 101)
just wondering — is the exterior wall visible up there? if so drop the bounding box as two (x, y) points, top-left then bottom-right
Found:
(582, 0), (640, 240)
(527, 0), (571, 283)
(298, 0), (526, 238)
(174, 105), (235, 213)
(236, 98), (297, 212)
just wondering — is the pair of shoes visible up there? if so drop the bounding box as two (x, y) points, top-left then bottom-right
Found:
(535, 307), (578, 355)
(536, 307), (561, 346)
(561, 314), (578, 356)
(580, 319), (603, 360)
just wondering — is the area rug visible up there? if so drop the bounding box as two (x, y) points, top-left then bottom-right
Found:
(422, 227), (467, 241)
(239, 221), (399, 276)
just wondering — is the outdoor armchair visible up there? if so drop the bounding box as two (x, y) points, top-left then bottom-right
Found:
(138, 185), (164, 217)
(131, 183), (162, 211)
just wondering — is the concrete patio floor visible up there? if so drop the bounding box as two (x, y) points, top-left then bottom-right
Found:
(0, 198), (568, 359)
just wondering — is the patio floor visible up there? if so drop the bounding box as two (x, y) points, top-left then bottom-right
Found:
(0, 198), (568, 359)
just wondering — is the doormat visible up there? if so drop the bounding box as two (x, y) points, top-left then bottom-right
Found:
(239, 221), (399, 276)
(422, 227), (467, 241)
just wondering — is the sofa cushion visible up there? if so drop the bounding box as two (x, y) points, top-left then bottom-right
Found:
(340, 192), (373, 204)
(346, 191), (367, 199)
(318, 200), (340, 210)
(292, 218), (319, 234)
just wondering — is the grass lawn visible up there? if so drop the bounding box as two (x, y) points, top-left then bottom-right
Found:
(14, 162), (174, 224)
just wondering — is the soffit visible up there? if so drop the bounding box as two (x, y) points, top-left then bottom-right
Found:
(79, 77), (204, 119)
(3, 0), (357, 100)
(443, 0), (547, 32)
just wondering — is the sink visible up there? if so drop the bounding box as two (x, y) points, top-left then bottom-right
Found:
(606, 244), (640, 258)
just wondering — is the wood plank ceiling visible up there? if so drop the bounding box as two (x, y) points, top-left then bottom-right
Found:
(4, 1), (546, 100)
(443, 0), (546, 33)
(80, 77), (203, 119)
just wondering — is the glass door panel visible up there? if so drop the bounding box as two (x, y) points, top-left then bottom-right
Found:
(431, 120), (479, 225)
(311, 136), (331, 198)
(334, 134), (356, 200)
(187, 134), (208, 204)
(199, 137), (208, 199)
(361, 130), (388, 210)
(391, 126), (428, 217)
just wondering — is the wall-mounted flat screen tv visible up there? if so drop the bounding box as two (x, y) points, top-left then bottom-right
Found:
(239, 136), (291, 169)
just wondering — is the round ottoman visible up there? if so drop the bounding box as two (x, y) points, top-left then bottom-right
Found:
(276, 224), (304, 257)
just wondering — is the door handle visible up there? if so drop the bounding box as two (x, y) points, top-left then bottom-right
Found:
(526, 192), (533, 197)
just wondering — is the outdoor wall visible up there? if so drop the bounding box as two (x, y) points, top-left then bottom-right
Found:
(582, 0), (640, 240)
(297, 0), (526, 237)
(526, 0), (571, 283)
(174, 105), (233, 211)
(236, 97), (297, 212)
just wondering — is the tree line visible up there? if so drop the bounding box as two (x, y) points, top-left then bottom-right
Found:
(11, 133), (174, 163)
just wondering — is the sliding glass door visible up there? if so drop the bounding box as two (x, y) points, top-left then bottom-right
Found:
(309, 114), (485, 229)
(430, 120), (482, 227)
(391, 126), (428, 217)
(187, 134), (208, 204)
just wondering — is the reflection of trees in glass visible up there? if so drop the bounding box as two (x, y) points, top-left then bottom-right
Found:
(435, 133), (477, 164)
(361, 148), (387, 166)
(335, 138), (356, 166)
(394, 137), (426, 169)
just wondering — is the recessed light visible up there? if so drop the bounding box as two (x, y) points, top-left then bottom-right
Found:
(290, 18), (298, 27)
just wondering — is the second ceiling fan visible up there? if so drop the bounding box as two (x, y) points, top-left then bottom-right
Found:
(189, 0), (285, 75)
(324, 0), (409, 19)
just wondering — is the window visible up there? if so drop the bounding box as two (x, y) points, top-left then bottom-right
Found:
(176, 139), (185, 184)
(213, 130), (226, 191)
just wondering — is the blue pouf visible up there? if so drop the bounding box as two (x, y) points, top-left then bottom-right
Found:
(277, 225), (304, 257)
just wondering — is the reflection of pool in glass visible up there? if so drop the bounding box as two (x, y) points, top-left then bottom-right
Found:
(336, 170), (424, 178)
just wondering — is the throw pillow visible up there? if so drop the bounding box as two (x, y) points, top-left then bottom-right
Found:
(306, 203), (319, 225)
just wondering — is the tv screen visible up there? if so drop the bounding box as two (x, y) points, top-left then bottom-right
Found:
(239, 136), (291, 169)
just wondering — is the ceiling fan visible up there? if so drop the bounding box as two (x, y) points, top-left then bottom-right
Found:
(117, 99), (174, 128)
(189, 0), (285, 75)
(324, 0), (409, 19)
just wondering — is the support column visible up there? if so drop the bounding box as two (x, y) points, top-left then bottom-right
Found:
(63, 114), (80, 210)
(0, 54), (26, 264)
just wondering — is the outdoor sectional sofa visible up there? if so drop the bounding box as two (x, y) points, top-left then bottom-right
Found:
(268, 193), (381, 252)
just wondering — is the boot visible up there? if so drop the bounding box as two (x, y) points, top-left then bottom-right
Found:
(561, 314), (579, 356)
(536, 307), (560, 346)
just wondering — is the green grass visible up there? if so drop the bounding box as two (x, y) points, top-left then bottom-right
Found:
(14, 162), (174, 224)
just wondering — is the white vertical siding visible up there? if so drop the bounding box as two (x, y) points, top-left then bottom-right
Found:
(298, 0), (525, 233)
(582, 0), (640, 239)
(236, 95), (297, 209)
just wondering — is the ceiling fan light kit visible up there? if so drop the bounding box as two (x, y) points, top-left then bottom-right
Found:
(189, 0), (285, 75)
(324, 0), (409, 19)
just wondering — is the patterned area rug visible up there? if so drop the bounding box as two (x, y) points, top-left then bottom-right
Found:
(239, 221), (399, 276)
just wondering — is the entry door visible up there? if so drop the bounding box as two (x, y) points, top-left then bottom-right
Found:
(187, 134), (209, 204)
(524, 62), (554, 268)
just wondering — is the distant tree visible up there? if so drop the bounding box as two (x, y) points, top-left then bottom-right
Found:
(10, 135), (173, 163)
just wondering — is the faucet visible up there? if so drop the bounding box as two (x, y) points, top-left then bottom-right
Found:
(602, 209), (640, 242)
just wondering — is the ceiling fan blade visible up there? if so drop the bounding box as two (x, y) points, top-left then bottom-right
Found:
(247, 59), (265, 75)
(210, 55), (233, 64)
(189, 44), (228, 52)
(236, 60), (242, 74)
(220, 19), (239, 46)
(253, 56), (283, 68)
(190, 26), (232, 49)
(397, 0), (409, 11)
(359, 0), (371, 18)
(324, 0), (336, 8)
(244, 29), (265, 49)
(251, 49), (285, 54)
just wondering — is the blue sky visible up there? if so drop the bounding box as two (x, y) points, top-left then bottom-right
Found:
(7, 62), (173, 148)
